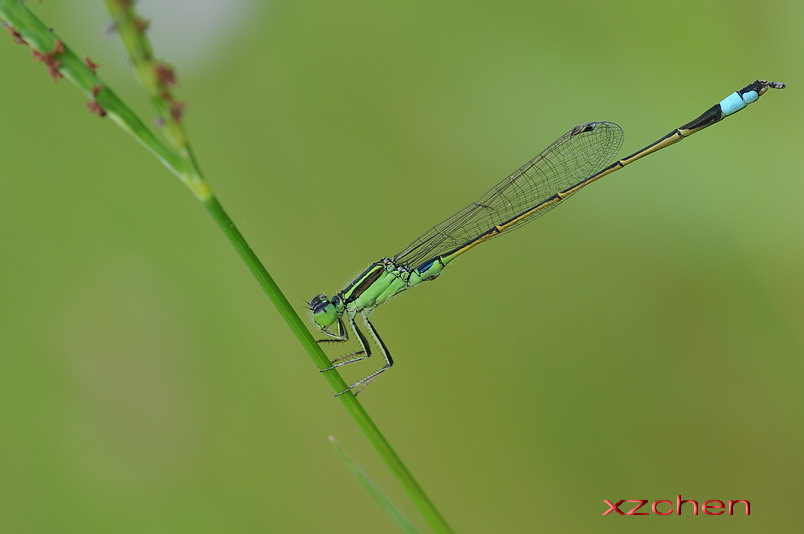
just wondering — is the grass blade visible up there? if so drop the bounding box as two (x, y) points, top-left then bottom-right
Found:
(329, 436), (421, 534)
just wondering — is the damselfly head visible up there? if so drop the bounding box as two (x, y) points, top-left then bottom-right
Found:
(310, 294), (338, 328)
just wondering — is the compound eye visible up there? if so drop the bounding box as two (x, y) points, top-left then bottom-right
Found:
(309, 294), (328, 309)
(311, 299), (338, 328)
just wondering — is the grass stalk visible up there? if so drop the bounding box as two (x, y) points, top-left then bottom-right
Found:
(0, 1), (453, 532)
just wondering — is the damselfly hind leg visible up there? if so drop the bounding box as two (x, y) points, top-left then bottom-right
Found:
(334, 315), (394, 397)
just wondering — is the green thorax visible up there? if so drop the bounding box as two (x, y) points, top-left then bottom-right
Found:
(338, 255), (453, 315)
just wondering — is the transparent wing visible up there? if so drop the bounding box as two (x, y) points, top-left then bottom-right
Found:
(393, 121), (624, 268)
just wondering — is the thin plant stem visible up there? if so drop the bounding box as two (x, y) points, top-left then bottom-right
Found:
(204, 196), (454, 533)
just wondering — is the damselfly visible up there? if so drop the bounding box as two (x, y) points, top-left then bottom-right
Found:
(309, 79), (785, 396)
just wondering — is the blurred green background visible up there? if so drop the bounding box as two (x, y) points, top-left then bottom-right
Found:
(1, 1), (802, 532)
